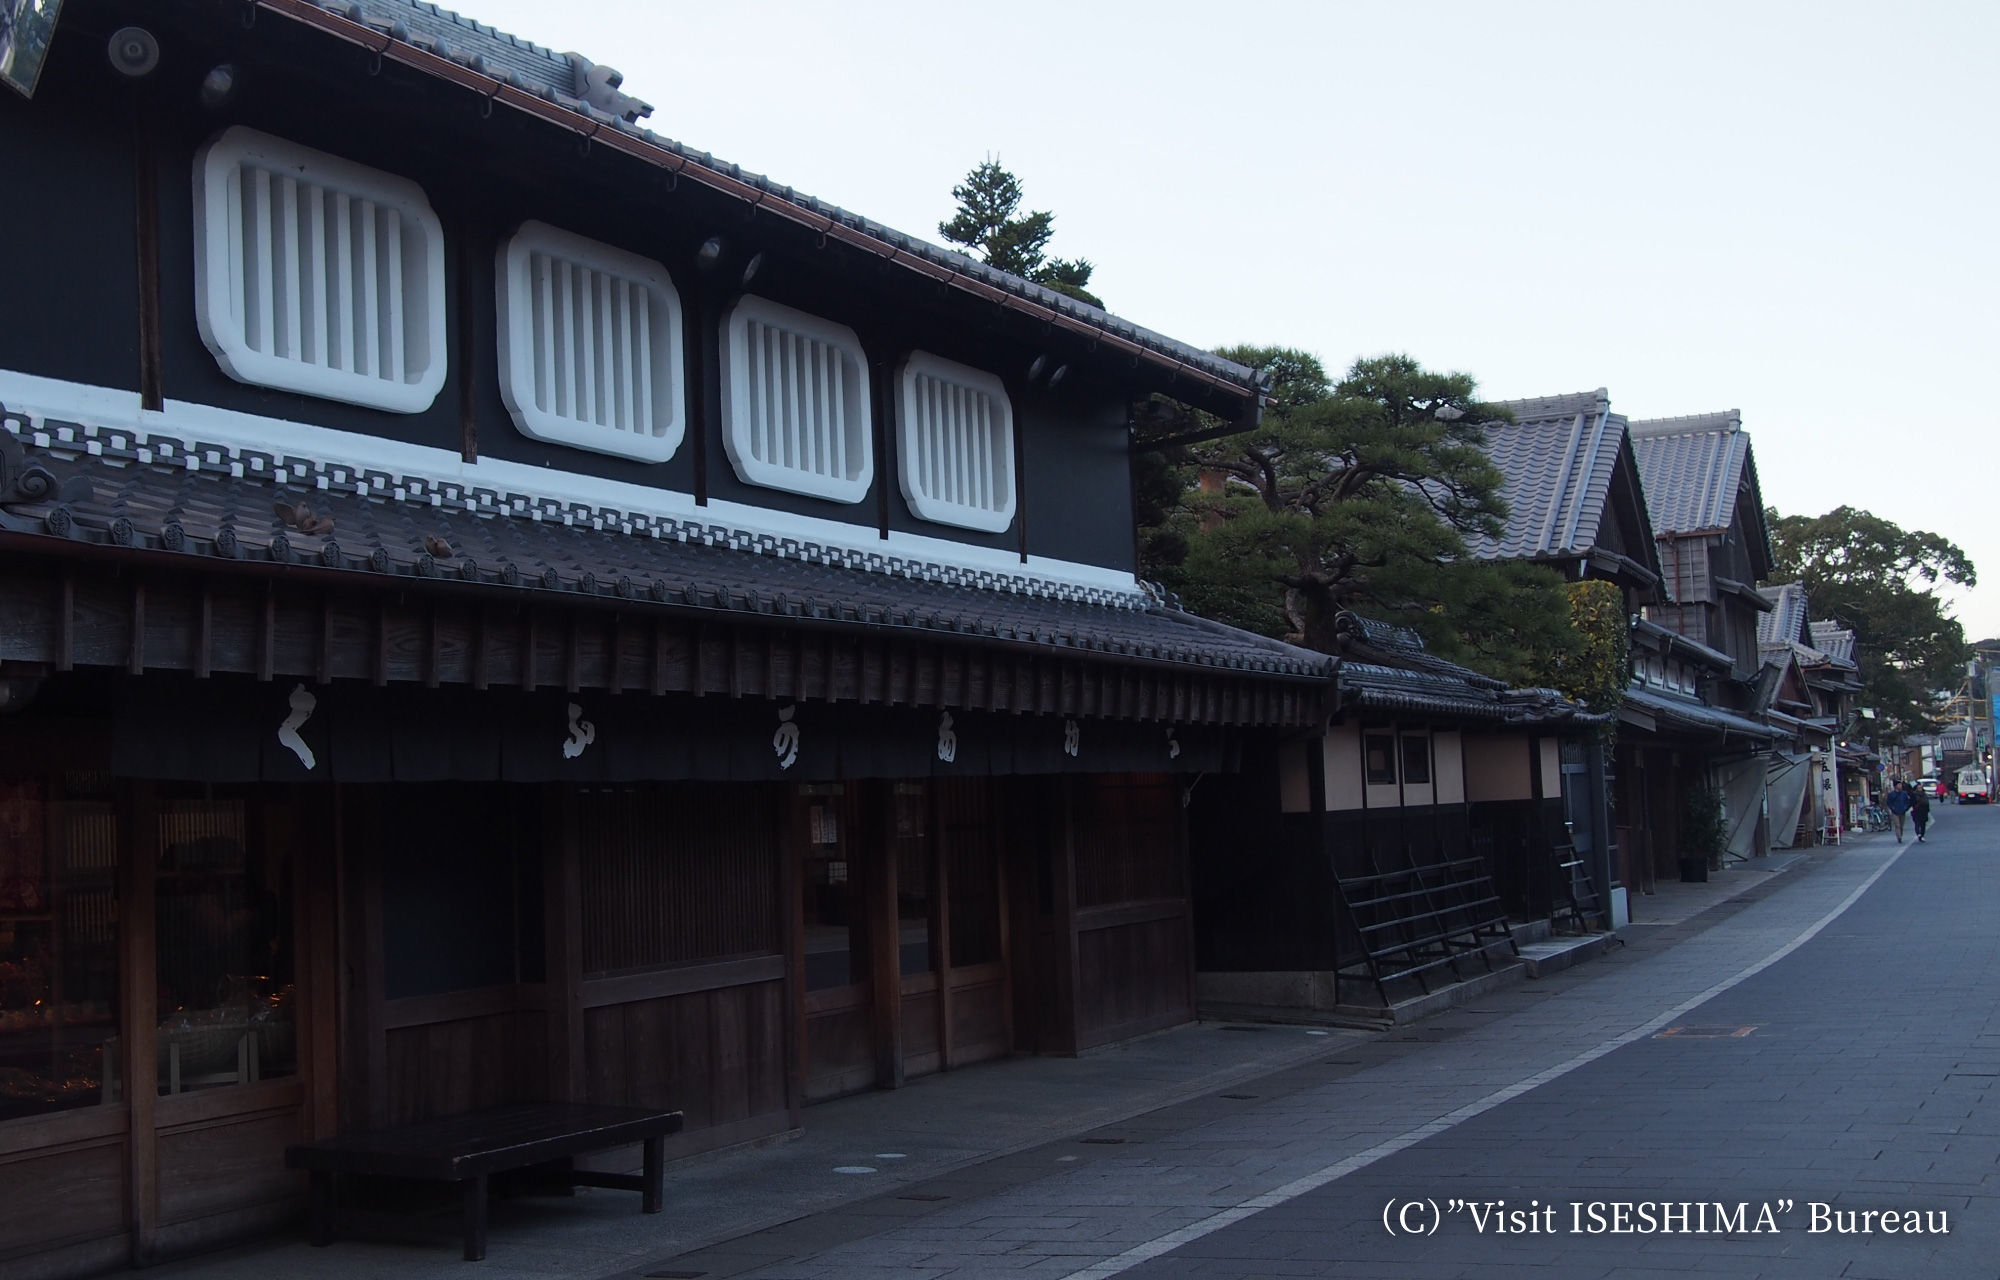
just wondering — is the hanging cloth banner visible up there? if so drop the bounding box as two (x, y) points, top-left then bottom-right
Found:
(109, 680), (1235, 783)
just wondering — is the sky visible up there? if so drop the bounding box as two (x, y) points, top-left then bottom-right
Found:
(462, 0), (1999, 641)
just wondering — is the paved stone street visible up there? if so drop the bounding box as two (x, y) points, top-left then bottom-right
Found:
(157, 807), (1999, 1280)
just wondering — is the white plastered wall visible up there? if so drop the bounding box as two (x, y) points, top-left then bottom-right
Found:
(1322, 724), (1364, 811)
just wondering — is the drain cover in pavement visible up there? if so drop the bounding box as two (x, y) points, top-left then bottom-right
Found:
(1079, 1137), (1128, 1144)
(1655, 1025), (1757, 1038)
(899, 1193), (951, 1202)
(1220, 1094), (1258, 1100)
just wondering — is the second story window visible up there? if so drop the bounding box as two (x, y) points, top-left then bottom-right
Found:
(895, 352), (1016, 532)
(194, 127), (446, 414)
(720, 296), (872, 504)
(497, 221), (686, 463)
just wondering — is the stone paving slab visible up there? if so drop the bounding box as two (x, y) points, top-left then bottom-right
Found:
(148, 1011), (1357, 1280)
(684, 829), (1937, 1279)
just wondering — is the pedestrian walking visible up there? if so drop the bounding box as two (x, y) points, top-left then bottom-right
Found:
(1912, 784), (1932, 842)
(1886, 781), (1913, 842)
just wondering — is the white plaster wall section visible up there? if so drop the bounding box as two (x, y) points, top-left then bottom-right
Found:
(0, 367), (1143, 601)
(1433, 730), (1466, 806)
(1321, 722), (1364, 812)
(1539, 737), (1564, 799)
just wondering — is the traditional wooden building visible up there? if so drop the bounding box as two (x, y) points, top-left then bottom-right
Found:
(1471, 389), (1665, 924)
(1755, 584), (1866, 844)
(0, 2), (1331, 1273)
(1191, 614), (1605, 1019)
(1612, 410), (1784, 885)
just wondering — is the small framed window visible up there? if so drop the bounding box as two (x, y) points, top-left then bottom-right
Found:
(193, 127), (447, 413)
(720, 295), (872, 503)
(496, 221), (686, 463)
(895, 351), (1016, 532)
(1364, 734), (1398, 786)
(1401, 735), (1431, 785)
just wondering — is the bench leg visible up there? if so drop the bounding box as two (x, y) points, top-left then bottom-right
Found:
(308, 1170), (334, 1247)
(461, 1174), (488, 1262)
(642, 1137), (663, 1214)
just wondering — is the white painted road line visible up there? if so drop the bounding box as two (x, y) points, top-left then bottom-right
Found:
(1061, 845), (1909, 1279)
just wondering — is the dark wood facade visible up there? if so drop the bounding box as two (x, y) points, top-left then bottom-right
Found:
(0, 5), (1316, 1275)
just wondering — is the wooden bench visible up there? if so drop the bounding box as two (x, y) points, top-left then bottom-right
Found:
(286, 1102), (684, 1261)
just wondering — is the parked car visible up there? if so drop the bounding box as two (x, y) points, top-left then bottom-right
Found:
(1955, 767), (1990, 804)
(1917, 777), (1944, 798)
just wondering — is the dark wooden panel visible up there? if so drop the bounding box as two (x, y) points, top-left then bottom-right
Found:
(948, 980), (1009, 1065)
(583, 980), (788, 1134)
(383, 1010), (541, 1125)
(582, 955), (784, 1009)
(899, 989), (940, 1077)
(803, 1004), (874, 1103)
(0, 1137), (128, 1258)
(155, 1109), (303, 1228)
(0, 574), (59, 662)
(1075, 914), (1192, 1046)
(576, 786), (781, 975)
(1073, 775), (1186, 909)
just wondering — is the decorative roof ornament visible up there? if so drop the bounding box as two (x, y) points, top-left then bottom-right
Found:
(567, 53), (651, 122)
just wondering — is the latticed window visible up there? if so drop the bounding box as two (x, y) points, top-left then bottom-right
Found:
(496, 221), (685, 463)
(895, 352), (1015, 532)
(720, 296), (873, 503)
(193, 127), (446, 413)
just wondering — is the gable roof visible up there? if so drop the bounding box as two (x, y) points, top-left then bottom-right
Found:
(1472, 390), (1627, 559)
(239, 0), (1258, 405)
(1810, 621), (1858, 668)
(1628, 409), (1775, 575)
(1757, 582), (1812, 648)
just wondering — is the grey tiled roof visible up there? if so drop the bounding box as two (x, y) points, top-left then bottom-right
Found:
(265, 0), (1257, 396)
(1471, 389), (1626, 559)
(1624, 686), (1778, 742)
(1757, 582), (1811, 647)
(1331, 612), (1603, 724)
(1627, 410), (1753, 535)
(1810, 621), (1858, 667)
(0, 418), (1331, 680)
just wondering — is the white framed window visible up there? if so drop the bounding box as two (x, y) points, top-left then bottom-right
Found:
(895, 351), (1015, 532)
(719, 295), (872, 504)
(193, 127), (446, 414)
(496, 221), (686, 464)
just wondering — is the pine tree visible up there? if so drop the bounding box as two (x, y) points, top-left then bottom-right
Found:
(939, 160), (1101, 307)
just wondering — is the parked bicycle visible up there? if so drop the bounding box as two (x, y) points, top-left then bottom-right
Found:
(1860, 804), (1891, 833)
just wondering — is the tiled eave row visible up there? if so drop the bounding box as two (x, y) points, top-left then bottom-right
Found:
(1337, 662), (1607, 728)
(0, 414), (1332, 682)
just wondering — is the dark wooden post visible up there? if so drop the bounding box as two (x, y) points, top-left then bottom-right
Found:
(930, 783), (953, 1071)
(780, 785), (806, 1125)
(544, 786), (585, 1102)
(120, 779), (159, 1265)
(863, 782), (903, 1089)
(299, 783), (342, 1141)
(1052, 776), (1083, 1055)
